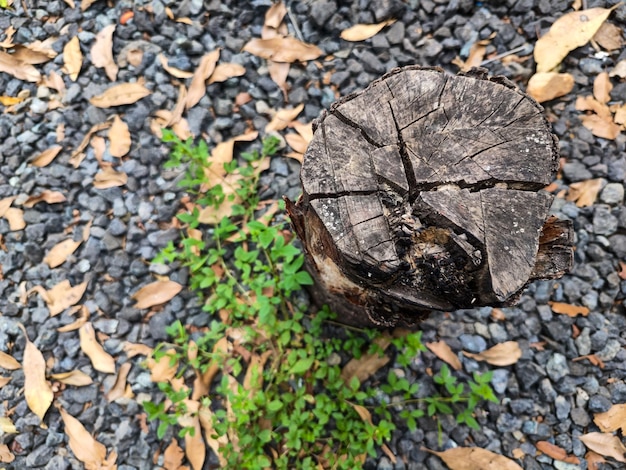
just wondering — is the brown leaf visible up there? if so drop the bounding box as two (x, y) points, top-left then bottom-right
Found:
(0, 443), (14, 463)
(593, 72), (613, 104)
(186, 49), (220, 110)
(208, 63), (246, 84)
(158, 54), (194, 78)
(59, 407), (109, 467)
(31, 145), (63, 167)
(341, 334), (391, 384)
(3, 207), (25, 231)
(613, 103), (626, 126)
(147, 348), (178, 382)
(89, 82), (151, 108)
(22, 328), (53, 421)
(266, 104), (304, 132)
(69, 122), (112, 167)
(93, 164), (128, 189)
(594, 403), (626, 433)
(579, 432), (626, 463)
(108, 115), (131, 157)
(163, 438), (185, 470)
(123, 342), (154, 358)
(526, 72), (574, 103)
(62, 36), (83, 81)
(23, 190), (67, 207)
(593, 21), (624, 51)
(50, 370), (94, 386)
(45, 280), (88, 316)
(79, 322), (116, 374)
(536, 441), (580, 464)
(90, 24), (118, 81)
(534, 6), (619, 73)
(12, 45), (54, 65)
(285, 133), (309, 154)
(80, 0), (98, 11)
(166, 85), (187, 127)
(106, 362), (132, 402)
(610, 60), (626, 78)
(423, 446), (523, 470)
(202, 130), (259, 188)
(566, 178), (605, 207)
(0, 50), (41, 82)
(340, 20), (396, 42)
(618, 261), (626, 280)
(44, 238), (82, 268)
(0, 351), (21, 370)
(581, 114), (621, 140)
(427, 341), (462, 370)
(264, 1), (287, 29)
(549, 301), (590, 317)
(463, 341), (522, 366)
(132, 280), (183, 309)
(243, 37), (323, 63)
(586, 451), (607, 470)
(57, 305), (89, 332)
(182, 412), (205, 470)
(198, 406), (228, 467)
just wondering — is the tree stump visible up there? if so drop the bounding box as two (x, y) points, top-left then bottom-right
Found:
(286, 66), (573, 328)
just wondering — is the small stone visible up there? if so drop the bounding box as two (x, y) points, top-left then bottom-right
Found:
(562, 161), (592, 182)
(570, 407), (590, 427)
(490, 369), (509, 394)
(588, 394), (612, 413)
(488, 323), (508, 343)
(593, 205), (619, 235)
(590, 330), (608, 351)
(597, 339), (621, 361)
(546, 353), (569, 382)
(310, 0), (336, 27)
(555, 396), (571, 420)
(459, 334), (486, 353)
(517, 362), (546, 390)
(600, 183), (624, 204)
(575, 328), (591, 356)
(377, 456), (394, 470)
(554, 461), (581, 470)
(509, 398), (534, 415)
(496, 413), (522, 432)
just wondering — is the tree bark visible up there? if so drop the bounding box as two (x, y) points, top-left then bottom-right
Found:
(286, 66), (573, 328)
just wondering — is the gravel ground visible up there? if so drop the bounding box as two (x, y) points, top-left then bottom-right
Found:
(0, 0), (625, 469)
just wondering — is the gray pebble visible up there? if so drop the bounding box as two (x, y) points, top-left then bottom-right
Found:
(588, 394), (612, 413)
(600, 183), (624, 204)
(546, 353), (569, 382)
(459, 334), (486, 353)
(597, 339), (621, 362)
(555, 395), (571, 420)
(593, 205), (618, 235)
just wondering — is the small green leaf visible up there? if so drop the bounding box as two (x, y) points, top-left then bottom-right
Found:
(290, 357), (314, 375)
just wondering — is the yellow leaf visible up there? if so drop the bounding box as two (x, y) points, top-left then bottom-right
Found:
(90, 24), (118, 81)
(0, 351), (21, 370)
(89, 82), (151, 108)
(59, 407), (110, 467)
(62, 36), (83, 81)
(579, 432), (626, 463)
(93, 164), (128, 189)
(44, 238), (82, 268)
(186, 49), (220, 110)
(423, 446), (524, 470)
(594, 403), (626, 433)
(341, 334), (391, 384)
(108, 115), (131, 157)
(44, 280), (88, 316)
(0, 417), (17, 434)
(31, 145), (63, 167)
(534, 6), (619, 73)
(526, 72), (574, 103)
(50, 370), (94, 386)
(0, 95), (24, 106)
(22, 329), (53, 421)
(132, 280), (183, 309)
(340, 20), (396, 42)
(427, 341), (462, 370)
(265, 104), (304, 132)
(0, 50), (41, 82)
(79, 322), (116, 374)
(463, 341), (522, 366)
(208, 62), (246, 84)
(243, 37), (323, 63)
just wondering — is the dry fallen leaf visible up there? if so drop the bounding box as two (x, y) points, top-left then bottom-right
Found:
(0, 351), (21, 370)
(593, 72), (613, 104)
(0, 50), (41, 82)
(89, 82), (151, 108)
(163, 438), (185, 470)
(427, 341), (462, 370)
(181, 409), (205, 470)
(50, 370), (94, 386)
(21, 327), (53, 421)
(581, 114), (621, 140)
(44, 238), (82, 268)
(593, 21), (624, 51)
(266, 104), (304, 132)
(62, 36), (83, 81)
(158, 54), (194, 79)
(106, 362), (132, 402)
(57, 305), (89, 333)
(0, 417), (17, 434)
(123, 342), (153, 358)
(60, 407), (111, 468)
(23, 190), (67, 207)
(243, 37), (323, 63)
(0, 443), (14, 463)
(208, 63), (246, 84)
(264, 1), (287, 29)
(549, 301), (590, 317)
(579, 432), (626, 463)
(93, 164), (128, 189)
(566, 178), (605, 207)
(198, 405), (228, 467)
(132, 280), (183, 309)
(0, 95), (24, 106)
(340, 19), (396, 42)
(69, 121), (112, 167)
(43, 280), (88, 316)
(12, 43), (55, 64)
(536, 440), (580, 464)
(90, 24), (118, 81)
(31, 145), (63, 167)
(108, 115), (131, 157)
(186, 49), (220, 110)
(594, 403), (626, 433)
(463, 341), (522, 366)
(610, 60), (626, 78)
(534, 6), (619, 73)
(423, 446), (523, 470)
(147, 348), (178, 382)
(341, 334), (391, 384)
(586, 450), (607, 470)
(618, 261), (626, 280)
(79, 322), (116, 374)
(526, 72), (574, 103)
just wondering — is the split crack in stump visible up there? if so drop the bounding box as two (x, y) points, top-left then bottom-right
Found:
(286, 66), (573, 328)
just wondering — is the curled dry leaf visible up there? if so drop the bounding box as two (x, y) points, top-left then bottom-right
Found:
(44, 238), (82, 268)
(60, 407), (112, 468)
(423, 446), (523, 470)
(31, 145), (63, 167)
(534, 6), (618, 73)
(93, 164), (128, 189)
(264, 1), (287, 29)
(526, 72), (574, 103)
(108, 115), (131, 157)
(106, 362), (132, 402)
(163, 438), (185, 470)
(185, 49), (220, 110)
(50, 370), (94, 386)
(90, 24), (118, 81)
(549, 301), (590, 317)
(0, 50), (41, 82)
(593, 21), (624, 51)
(79, 322), (116, 374)
(579, 432), (626, 463)
(340, 19), (396, 42)
(208, 62), (246, 84)
(23, 190), (67, 207)
(45, 279), (88, 316)
(57, 304), (89, 333)
(427, 341), (462, 370)
(21, 329), (54, 421)
(243, 36), (323, 63)
(69, 121), (112, 167)
(0, 351), (21, 370)
(265, 104), (304, 132)
(340, 334), (391, 384)
(593, 72), (613, 104)
(463, 341), (522, 366)
(123, 342), (153, 358)
(158, 54), (194, 78)
(89, 82), (151, 108)
(566, 178), (604, 207)
(132, 280), (183, 309)
(62, 36), (83, 81)
(594, 403), (626, 433)
(536, 441), (580, 464)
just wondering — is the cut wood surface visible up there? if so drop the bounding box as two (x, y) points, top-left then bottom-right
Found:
(287, 66), (573, 327)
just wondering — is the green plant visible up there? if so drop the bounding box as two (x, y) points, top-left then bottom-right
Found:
(145, 131), (499, 469)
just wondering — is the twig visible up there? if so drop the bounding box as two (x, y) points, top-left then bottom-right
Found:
(21, 0), (31, 17)
(286, 3), (304, 42)
(480, 44), (532, 66)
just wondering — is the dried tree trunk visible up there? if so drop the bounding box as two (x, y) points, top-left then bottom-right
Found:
(286, 66), (573, 328)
